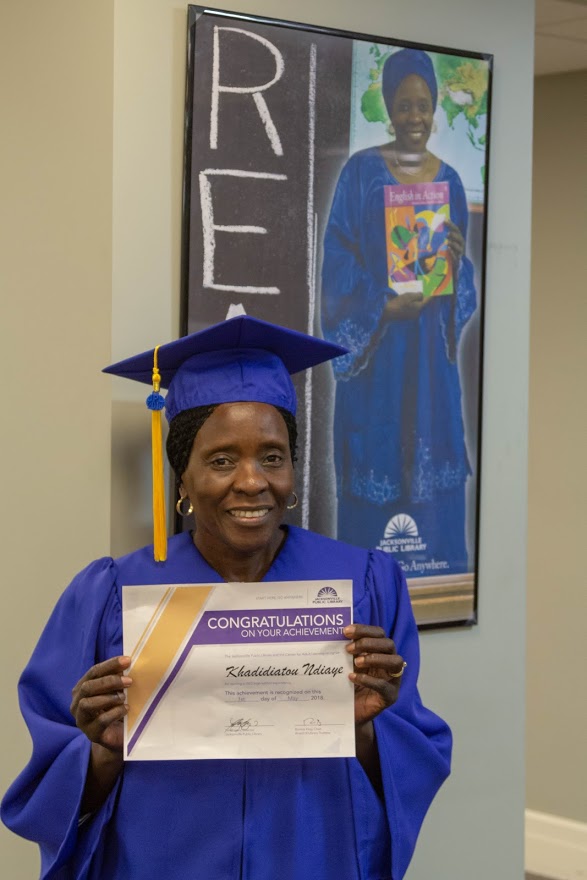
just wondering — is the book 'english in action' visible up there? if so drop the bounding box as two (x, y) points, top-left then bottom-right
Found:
(384, 181), (453, 297)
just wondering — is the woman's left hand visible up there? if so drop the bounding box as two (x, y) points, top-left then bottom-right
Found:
(446, 219), (466, 264)
(344, 624), (405, 725)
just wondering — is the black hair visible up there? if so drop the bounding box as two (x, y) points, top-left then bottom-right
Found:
(166, 403), (298, 481)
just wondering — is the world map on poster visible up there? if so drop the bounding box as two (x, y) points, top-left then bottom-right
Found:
(349, 43), (490, 205)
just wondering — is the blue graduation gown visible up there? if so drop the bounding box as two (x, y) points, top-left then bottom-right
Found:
(2, 527), (451, 880)
(321, 147), (477, 573)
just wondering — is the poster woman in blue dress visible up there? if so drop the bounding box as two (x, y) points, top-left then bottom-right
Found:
(321, 48), (477, 576)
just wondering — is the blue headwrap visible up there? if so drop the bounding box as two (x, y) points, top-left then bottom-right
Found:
(382, 48), (438, 116)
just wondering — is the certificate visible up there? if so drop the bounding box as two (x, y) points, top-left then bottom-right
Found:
(123, 579), (355, 761)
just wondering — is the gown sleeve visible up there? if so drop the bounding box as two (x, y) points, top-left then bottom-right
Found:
(321, 154), (391, 380)
(349, 550), (452, 880)
(441, 166), (477, 355)
(1, 558), (123, 880)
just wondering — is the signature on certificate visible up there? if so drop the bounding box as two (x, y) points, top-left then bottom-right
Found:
(227, 717), (258, 731)
(302, 717), (322, 727)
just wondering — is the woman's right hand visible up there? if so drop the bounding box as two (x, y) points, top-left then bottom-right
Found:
(384, 292), (430, 321)
(70, 656), (132, 753)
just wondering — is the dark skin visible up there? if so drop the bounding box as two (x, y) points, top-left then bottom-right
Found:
(345, 624), (405, 793)
(71, 403), (405, 809)
(181, 402), (294, 583)
(379, 73), (466, 322)
(70, 657), (129, 812)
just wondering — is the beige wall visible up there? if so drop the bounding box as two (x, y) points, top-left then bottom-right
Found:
(0, 2), (114, 875)
(527, 70), (587, 824)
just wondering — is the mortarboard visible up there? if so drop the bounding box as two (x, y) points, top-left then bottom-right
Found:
(104, 315), (348, 562)
(104, 314), (347, 419)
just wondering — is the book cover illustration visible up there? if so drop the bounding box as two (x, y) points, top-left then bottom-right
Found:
(384, 181), (453, 297)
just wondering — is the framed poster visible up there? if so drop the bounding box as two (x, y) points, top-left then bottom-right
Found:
(181, 6), (492, 628)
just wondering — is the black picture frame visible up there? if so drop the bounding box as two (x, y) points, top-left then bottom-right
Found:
(181, 5), (493, 628)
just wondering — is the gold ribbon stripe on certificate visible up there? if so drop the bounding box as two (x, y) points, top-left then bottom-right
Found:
(127, 585), (213, 736)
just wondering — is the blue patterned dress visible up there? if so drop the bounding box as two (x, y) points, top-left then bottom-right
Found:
(321, 147), (477, 574)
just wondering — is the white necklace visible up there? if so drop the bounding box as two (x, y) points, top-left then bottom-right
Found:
(390, 149), (429, 177)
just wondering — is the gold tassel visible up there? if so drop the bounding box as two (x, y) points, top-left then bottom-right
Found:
(147, 345), (167, 562)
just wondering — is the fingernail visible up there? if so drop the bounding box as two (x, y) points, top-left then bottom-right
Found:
(343, 625), (356, 636)
(121, 676), (133, 686)
(349, 672), (357, 681)
(345, 642), (355, 652)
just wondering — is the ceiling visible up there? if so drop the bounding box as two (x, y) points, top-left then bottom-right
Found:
(535, 0), (587, 74)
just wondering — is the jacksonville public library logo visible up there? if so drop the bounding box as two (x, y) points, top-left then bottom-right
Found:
(377, 513), (427, 555)
(312, 585), (343, 605)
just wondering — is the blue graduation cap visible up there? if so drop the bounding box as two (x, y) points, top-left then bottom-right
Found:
(104, 315), (347, 561)
(104, 314), (346, 419)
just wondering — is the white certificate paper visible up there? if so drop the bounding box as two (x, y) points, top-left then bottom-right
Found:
(122, 580), (354, 761)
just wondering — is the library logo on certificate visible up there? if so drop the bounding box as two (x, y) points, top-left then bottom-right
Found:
(312, 586), (344, 605)
(378, 514), (427, 555)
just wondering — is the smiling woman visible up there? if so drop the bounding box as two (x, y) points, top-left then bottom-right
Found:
(322, 47), (477, 575)
(180, 401), (295, 579)
(1, 315), (452, 880)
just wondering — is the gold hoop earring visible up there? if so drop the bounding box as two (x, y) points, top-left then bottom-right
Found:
(176, 495), (194, 517)
(286, 492), (298, 510)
